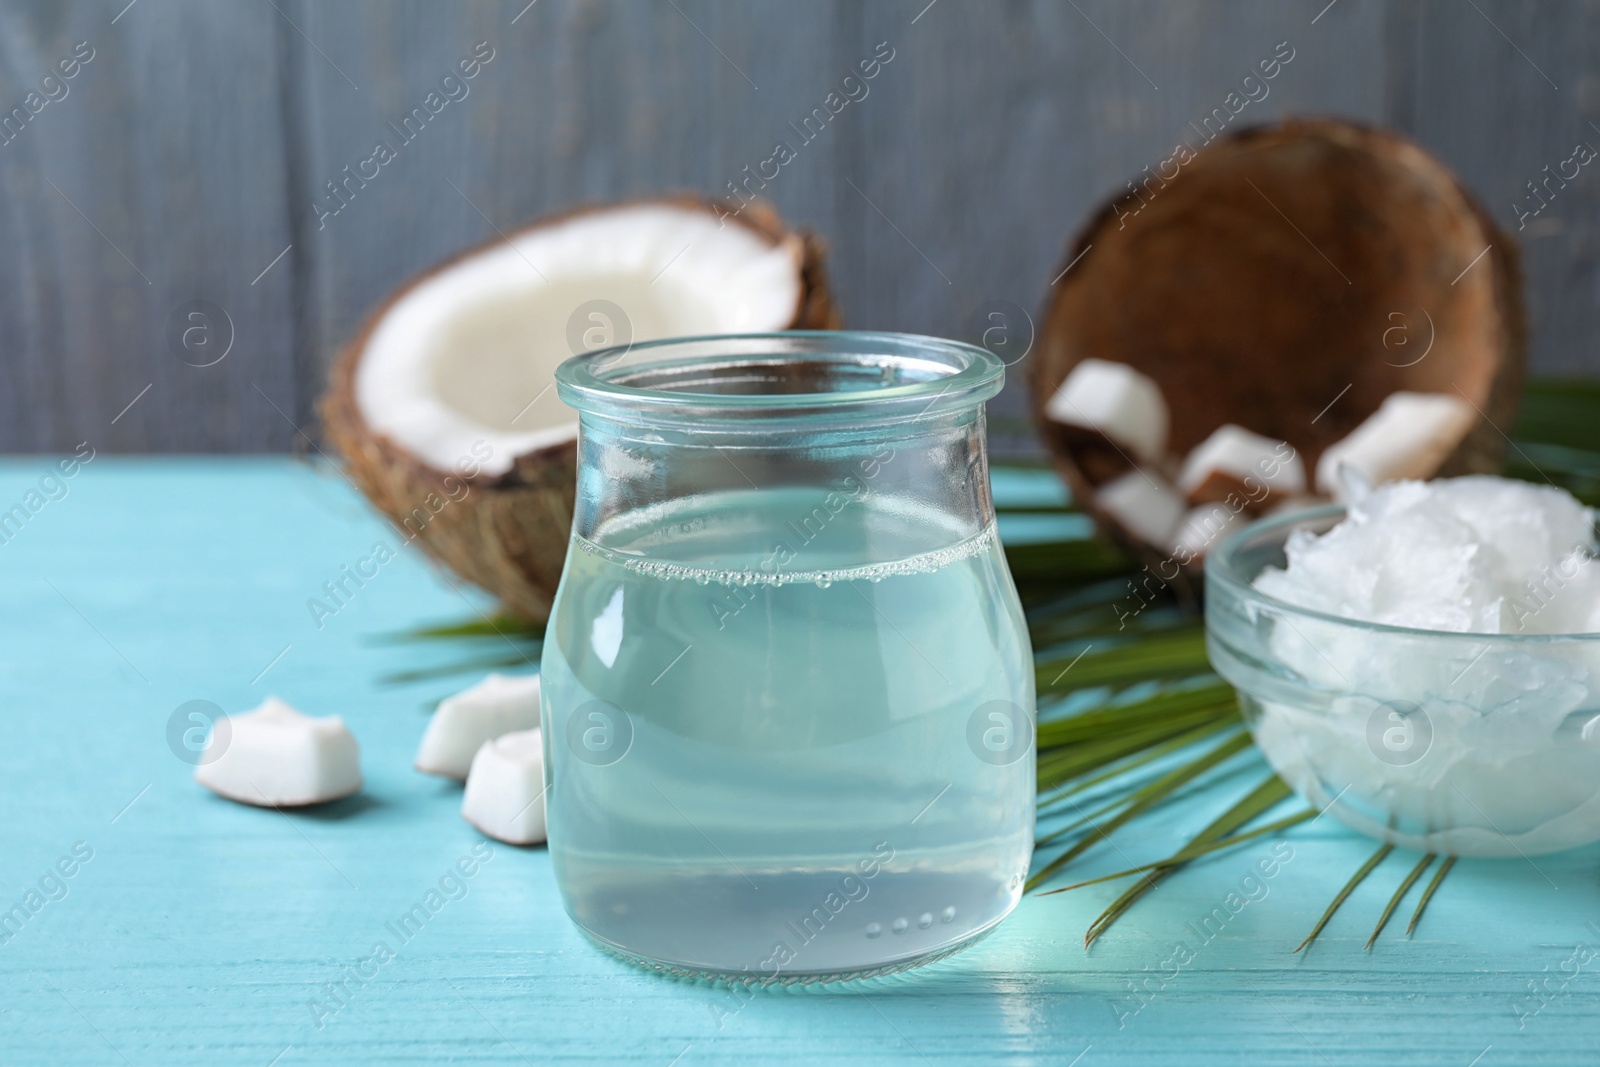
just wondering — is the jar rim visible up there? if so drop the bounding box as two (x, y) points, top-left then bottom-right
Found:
(555, 331), (1004, 425)
(1207, 503), (1600, 642)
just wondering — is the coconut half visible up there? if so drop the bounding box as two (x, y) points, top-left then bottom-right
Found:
(324, 197), (839, 621)
(1031, 118), (1525, 574)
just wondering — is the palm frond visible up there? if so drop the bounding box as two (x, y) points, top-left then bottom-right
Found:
(1295, 843), (1394, 953)
(1035, 627), (1211, 694)
(1083, 775), (1295, 947)
(373, 614), (545, 643)
(1041, 808), (1319, 895)
(1028, 731), (1252, 891)
(1366, 853), (1436, 950)
(1407, 854), (1459, 936)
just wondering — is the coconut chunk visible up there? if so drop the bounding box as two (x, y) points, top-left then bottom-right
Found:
(461, 729), (547, 846)
(1096, 469), (1185, 547)
(1171, 503), (1247, 559)
(1044, 359), (1169, 463)
(195, 697), (361, 808)
(1178, 424), (1305, 505)
(415, 673), (542, 780)
(1315, 392), (1475, 498)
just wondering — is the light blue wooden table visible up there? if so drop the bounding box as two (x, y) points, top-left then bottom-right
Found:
(2, 458), (1596, 1065)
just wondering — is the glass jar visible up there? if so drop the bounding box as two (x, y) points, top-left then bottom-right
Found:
(542, 332), (1035, 983)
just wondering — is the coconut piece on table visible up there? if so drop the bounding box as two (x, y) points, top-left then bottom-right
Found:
(1095, 469), (1186, 548)
(195, 697), (361, 808)
(1044, 359), (1169, 465)
(1315, 392), (1475, 499)
(461, 729), (547, 846)
(416, 672), (542, 781)
(1178, 424), (1305, 506)
(1170, 503), (1247, 559)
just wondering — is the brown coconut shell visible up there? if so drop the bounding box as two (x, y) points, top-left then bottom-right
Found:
(322, 195), (840, 623)
(1032, 117), (1525, 577)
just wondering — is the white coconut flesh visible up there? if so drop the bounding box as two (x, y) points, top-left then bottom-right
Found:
(355, 204), (807, 478)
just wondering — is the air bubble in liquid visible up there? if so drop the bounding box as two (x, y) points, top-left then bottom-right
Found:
(571, 524), (999, 591)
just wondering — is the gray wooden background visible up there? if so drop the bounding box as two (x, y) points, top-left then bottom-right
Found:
(0, 0), (1596, 455)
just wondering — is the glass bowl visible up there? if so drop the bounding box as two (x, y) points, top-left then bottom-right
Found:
(1206, 505), (1600, 857)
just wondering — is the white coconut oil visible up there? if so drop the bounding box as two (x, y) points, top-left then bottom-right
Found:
(1213, 476), (1600, 856)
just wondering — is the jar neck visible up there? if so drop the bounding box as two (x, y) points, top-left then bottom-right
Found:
(571, 406), (995, 549)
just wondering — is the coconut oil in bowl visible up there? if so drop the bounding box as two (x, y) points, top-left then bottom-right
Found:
(1206, 478), (1600, 857)
(543, 333), (1035, 983)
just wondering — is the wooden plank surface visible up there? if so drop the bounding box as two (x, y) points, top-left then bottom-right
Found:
(0, 0), (1596, 454)
(1400, 0), (1600, 376)
(0, 0), (299, 452)
(2, 457), (1599, 1065)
